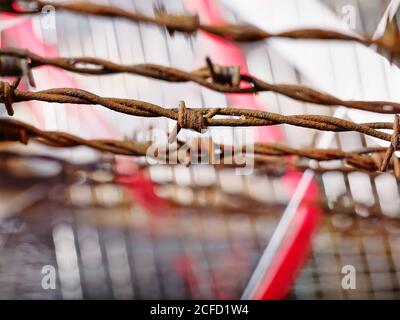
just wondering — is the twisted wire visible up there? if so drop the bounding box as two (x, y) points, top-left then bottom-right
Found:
(2, 48), (400, 114)
(10, 0), (392, 47)
(0, 117), (398, 175)
(0, 80), (394, 143)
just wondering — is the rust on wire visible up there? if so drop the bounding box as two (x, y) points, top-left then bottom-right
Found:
(0, 77), (21, 116)
(153, 4), (200, 36)
(2, 48), (400, 114)
(0, 55), (36, 87)
(381, 114), (400, 172)
(8, 0), (400, 59)
(0, 117), (397, 175)
(0, 80), (395, 143)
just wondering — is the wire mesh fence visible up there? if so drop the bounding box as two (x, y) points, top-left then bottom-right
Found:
(1, 0), (400, 300)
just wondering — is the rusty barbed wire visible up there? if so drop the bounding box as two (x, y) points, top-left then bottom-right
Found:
(1, 117), (399, 177)
(2, 48), (400, 114)
(381, 114), (400, 171)
(0, 80), (395, 143)
(6, 0), (400, 60)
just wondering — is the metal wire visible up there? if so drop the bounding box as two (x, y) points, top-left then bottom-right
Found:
(6, 0), (400, 62)
(0, 79), (396, 142)
(2, 48), (400, 114)
(1, 117), (400, 176)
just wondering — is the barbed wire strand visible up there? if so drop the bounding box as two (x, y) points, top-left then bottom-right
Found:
(1, 117), (399, 175)
(381, 114), (400, 171)
(11, 0), (399, 57)
(0, 80), (395, 142)
(2, 48), (400, 114)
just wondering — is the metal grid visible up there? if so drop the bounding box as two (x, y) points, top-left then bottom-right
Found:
(0, 159), (285, 299)
(290, 0), (400, 299)
(0, 0), (400, 300)
(293, 214), (400, 299)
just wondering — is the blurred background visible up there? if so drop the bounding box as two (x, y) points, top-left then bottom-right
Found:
(1, 0), (400, 299)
